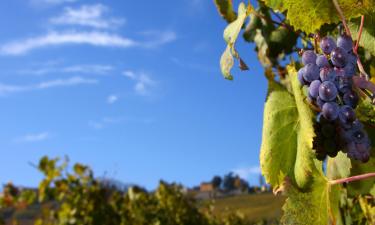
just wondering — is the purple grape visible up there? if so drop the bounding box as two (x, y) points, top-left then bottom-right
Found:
(343, 90), (359, 108)
(303, 63), (320, 82)
(320, 37), (336, 54)
(347, 53), (357, 65)
(351, 119), (363, 130)
(344, 63), (356, 77)
(309, 80), (321, 98)
(337, 34), (353, 52)
(302, 50), (317, 65)
(331, 47), (348, 68)
(339, 105), (356, 125)
(337, 76), (352, 93)
(320, 67), (336, 82)
(319, 81), (338, 101)
(322, 102), (339, 121)
(298, 67), (306, 85)
(355, 142), (370, 162)
(316, 54), (329, 68)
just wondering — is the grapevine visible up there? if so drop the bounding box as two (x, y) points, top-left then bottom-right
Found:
(215, 0), (375, 224)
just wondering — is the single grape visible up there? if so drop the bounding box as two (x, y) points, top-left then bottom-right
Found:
(337, 34), (353, 52)
(320, 67), (335, 82)
(320, 37), (336, 54)
(309, 80), (321, 98)
(303, 63), (320, 82)
(339, 105), (356, 125)
(355, 142), (370, 162)
(331, 47), (348, 68)
(302, 50), (317, 65)
(298, 67), (306, 85)
(343, 90), (359, 108)
(352, 129), (367, 144)
(343, 63), (356, 77)
(337, 76), (352, 93)
(347, 53), (357, 65)
(351, 119), (363, 130)
(322, 102), (339, 121)
(319, 81), (338, 101)
(316, 54), (329, 68)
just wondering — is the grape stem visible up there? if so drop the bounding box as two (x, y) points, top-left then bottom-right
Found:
(329, 172), (375, 185)
(354, 15), (364, 52)
(331, 0), (369, 80)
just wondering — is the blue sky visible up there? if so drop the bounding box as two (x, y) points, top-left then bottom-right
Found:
(0, 0), (267, 190)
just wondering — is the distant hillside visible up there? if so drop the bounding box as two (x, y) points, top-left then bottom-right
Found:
(202, 193), (285, 223)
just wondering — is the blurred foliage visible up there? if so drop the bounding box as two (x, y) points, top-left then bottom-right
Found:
(0, 156), (278, 225)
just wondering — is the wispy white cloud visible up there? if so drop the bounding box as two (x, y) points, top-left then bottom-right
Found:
(140, 31), (177, 48)
(19, 64), (114, 76)
(0, 31), (137, 55)
(0, 76), (97, 95)
(37, 76), (97, 89)
(63, 64), (113, 74)
(107, 95), (118, 104)
(232, 166), (261, 180)
(122, 70), (156, 96)
(50, 4), (125, 29)
(14, 132), (50, 142)
(89, 117), (123, 129)
(0, 30), (176, 55)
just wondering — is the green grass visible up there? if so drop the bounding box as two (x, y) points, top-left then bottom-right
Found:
(207, 193), (286, 222)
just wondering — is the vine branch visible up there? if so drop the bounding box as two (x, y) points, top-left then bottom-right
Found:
(329, 172), (375, 185)
(332, 0), (351, 36)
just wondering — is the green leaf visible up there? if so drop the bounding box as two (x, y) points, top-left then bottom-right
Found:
(260, 66), (317, 189)
(214, 0), (237, 23)
(349, 11), (375, 56)
(356, 92), (375, 126)
(327, 152), (352, 180)
(263, 0), (375, 34)
(281, 176), (342, 225)
(219, 2), (250, 79)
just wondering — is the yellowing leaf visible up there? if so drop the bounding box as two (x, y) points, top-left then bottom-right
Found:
(220, 46), (234, 80)
(260, 66), (317, 189)
(264, 0), (375, 34)
(219, 2), (251, 79)
(214, 0), (237, 23)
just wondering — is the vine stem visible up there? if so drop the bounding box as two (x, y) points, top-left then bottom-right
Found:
(329, 172), (375, 185)
(354, 15), (364, 52)
(331, 0), (351, 36)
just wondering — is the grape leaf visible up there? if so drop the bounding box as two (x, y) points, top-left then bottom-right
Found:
(356, 98), (375, 126)
(220, 46), (234, 80)
(260, 66), (317, 189)
(214, 0), (237, 23)
(327, 152), (352, 180)
(263, 0), (375, 34)
(281, 176), (342, 225)
(349, 11), (375, 56)
(219, 2), (251, 79)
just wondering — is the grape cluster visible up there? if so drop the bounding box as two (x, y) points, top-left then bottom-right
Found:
(298, 35), (371, 163)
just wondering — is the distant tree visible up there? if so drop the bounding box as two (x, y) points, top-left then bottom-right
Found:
(223, 172), (236, 191)
(211, 176), (222, 189)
